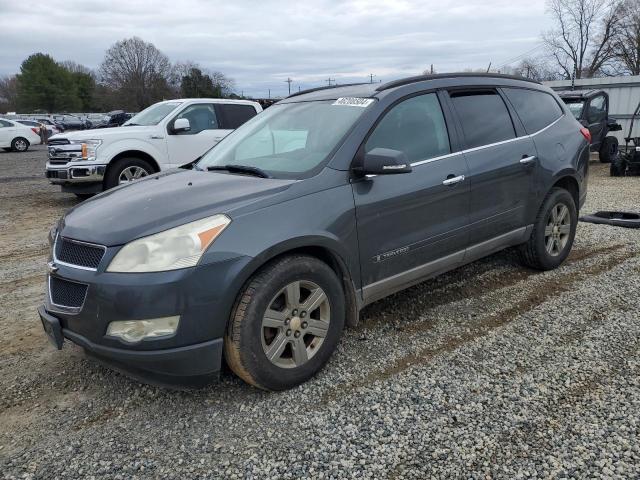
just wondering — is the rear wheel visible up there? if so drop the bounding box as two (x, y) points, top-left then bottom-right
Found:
(610, 154), (626, 177)
(519, 188), (577, 271)
(599, 136), (618, 163)
(104, 157), (153, 190)
(224, 255), (345, 390)
(11, 137), (29, 152)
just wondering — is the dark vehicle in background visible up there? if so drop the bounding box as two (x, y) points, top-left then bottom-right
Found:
(52, 114), (86, 131)
(558, 89), (621, 163)
(39, 74), (589, 390)
(610, 100), (640, 176)
(104, 110), (132, 127)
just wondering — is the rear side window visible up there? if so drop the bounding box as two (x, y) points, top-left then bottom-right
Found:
(0, 120), (12, 127)
(450, 91), (515, 149)
(365, 93), (450, 163)
(503, 88), (564, 134)
(220, 104), (258, 129)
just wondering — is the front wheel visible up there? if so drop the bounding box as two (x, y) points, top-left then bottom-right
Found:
(519, 188), (577, 271)
(224, 255), (345, 390)
(104, 157), (153, 190)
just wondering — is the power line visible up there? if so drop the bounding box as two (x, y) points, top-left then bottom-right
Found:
(494, 43), (546, 70)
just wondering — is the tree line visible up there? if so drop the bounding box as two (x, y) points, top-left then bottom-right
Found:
(0, 37), (235, 114)
(506, 0), (640, 81)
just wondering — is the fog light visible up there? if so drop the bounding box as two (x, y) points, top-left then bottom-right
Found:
(106, 316), (180, 343)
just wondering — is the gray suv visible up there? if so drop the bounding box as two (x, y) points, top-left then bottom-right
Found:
(38, 73), (590, 390)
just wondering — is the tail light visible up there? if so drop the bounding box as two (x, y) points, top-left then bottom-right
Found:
(31, 127), (39, 134)
(580, 127), (592, 144)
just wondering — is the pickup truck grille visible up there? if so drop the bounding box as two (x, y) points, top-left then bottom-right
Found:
(55, 237), (106, 270)
(48, 140), (82, 165)
(49, 276), (88, 309)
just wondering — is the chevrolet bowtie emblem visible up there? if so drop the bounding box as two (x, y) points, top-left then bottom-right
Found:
(47, 261), (59, 274)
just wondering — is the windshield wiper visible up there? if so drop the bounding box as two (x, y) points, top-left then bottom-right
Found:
(207, 164), (271, 178)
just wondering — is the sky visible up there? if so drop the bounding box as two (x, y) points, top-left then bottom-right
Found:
(0, 0), (553, 98)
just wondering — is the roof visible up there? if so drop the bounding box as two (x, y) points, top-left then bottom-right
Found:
(281, 72), (542, 103)
(555, 89), (605, 100)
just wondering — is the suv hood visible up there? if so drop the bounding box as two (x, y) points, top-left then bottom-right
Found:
(50, 125), (155, 142)
(59, 169), (296, 246)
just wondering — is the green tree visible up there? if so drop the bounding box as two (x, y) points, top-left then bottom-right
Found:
(16, 53), (80, 112)
(180, 67), (219, 97)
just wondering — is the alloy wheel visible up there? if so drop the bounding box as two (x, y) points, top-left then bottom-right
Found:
(544, 203), (571, 256)
(261, 280), (331, 369)
(14, 139), (27, 151)
(118, 166), (149, 184)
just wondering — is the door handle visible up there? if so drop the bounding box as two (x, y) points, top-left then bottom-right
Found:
(520, 155), (537, 165)
(149, 135), (164, 140)
(442, 174), (465, 186)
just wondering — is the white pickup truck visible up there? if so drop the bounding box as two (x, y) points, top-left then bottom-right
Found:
(45, 98), (263, 197)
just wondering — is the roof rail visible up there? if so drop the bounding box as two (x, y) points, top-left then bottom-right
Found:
(286, 82), (369, 99)
(376, 72), (540, 92)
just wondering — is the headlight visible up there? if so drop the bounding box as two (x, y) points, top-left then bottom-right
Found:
(69, 139), (102, 161)
(107, 214), (231, 273)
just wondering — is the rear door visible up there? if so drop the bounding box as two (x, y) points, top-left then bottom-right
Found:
(585, 93), (608, 149)
(352, 91), (470, 303)
(165, 102), (224, 166)
(217, 103), (259, 139)
(446, 89), (537, 245)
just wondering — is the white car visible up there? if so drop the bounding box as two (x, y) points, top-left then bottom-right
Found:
(45, 98), (263, 197)
(0, 118), (42, 152)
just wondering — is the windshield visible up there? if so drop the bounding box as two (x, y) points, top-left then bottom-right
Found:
(125, 102), (182, 126)
(197, 100), (372, 178)
(564, 101), (585, 120)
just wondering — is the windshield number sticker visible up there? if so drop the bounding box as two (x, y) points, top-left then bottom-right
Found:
(333, 97), (374, 107)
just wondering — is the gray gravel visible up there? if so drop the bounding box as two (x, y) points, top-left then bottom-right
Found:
(1, 147), (639, 479)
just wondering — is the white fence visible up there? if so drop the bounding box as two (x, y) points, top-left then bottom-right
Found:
(544, 76), (640, 145)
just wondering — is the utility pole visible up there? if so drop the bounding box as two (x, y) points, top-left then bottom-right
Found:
(430, 64), (434, 74)
(298, 86), (301, 92)
(285, 77), (293, 95)
(486, 62), (492, 73)
(268, 89), (270, 99)
(369, 73), (375, 84)
(325, 78), (335, 86)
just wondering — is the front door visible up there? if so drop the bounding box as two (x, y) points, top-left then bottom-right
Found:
(166, 103), (229, 167)
(447, 89), (536, 245)
(352, 92), (470, 303)
(0, 120), (15, 147)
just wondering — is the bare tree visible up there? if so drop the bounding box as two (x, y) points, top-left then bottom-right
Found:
(99, 37), (173, 110)
(543, 0), (622, 79)
(609, 0), (640, 74)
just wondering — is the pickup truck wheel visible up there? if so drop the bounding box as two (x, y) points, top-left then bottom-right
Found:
(11, 137), (29, 152)
(519, 188), (577, 271)
(599, 136), (618, 163)
(104, 158), (153, 189)
(224, 255), (345, 391)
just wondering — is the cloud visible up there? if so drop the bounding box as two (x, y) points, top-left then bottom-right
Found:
(0, 0), (552, 97)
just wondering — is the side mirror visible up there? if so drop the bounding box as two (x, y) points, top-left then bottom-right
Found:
(173, 118), (191, 133)
(358, 148), (412, 175)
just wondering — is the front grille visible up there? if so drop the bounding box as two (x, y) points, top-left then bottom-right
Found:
(49, 276), (88, 308)
(55, 237), (105, 269)
(48, 138), (70, 146)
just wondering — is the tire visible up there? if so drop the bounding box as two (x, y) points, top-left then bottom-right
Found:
(104, 157), (153, 190)
(11, 137), (29, 152)
(224, 255), (345, 391)
(610, 154), (626, 177)
(519, 187), (577, 271)
(599, 136), (618, 163)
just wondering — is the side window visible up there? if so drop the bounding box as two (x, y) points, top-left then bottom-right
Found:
(587, 95), (607, 123)
(503, 88), (564, 134)
(450, 91), (515, 149)
(173, 104), (218, 135)
(365, 93), (450, 163)
(0, 120), (12, 127)
(220, 104), (258, 129)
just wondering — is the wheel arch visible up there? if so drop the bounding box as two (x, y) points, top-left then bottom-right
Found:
(233, 239), (360, 328)
(551, 174), (580, 210)
(108, 150), (160, 173)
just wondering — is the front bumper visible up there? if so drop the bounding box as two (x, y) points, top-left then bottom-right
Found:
(39, 246), (254, 385)
(38, 306), (223, 386)
(45, 162), (106, 189)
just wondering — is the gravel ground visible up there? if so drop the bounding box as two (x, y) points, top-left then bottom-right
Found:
(1, 146), (639, 479)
